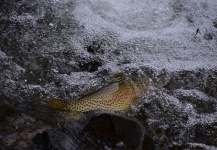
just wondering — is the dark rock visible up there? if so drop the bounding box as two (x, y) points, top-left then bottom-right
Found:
(192, 123), (217, 146)
(0, 102), (21, 122)
(85, 114), (145, 150)
(173, 89), (217, 114)
(31, 113), (150, 150)
(171, 1), (186, 13)
(137, 89), (190, 149)
(186, 15), (194, 23)
(214, 21), (217, 28)
(78, 60), (102, 72)
(32, 130), (76, 150)
(137, 84), (217, 149)
(97, 68), (110, 77)
(0, 135), (5, 150)
(32, 132), (50, 149)
(86, 41), (104, 54)
(204, 33), (214, 41)
(163, 69), (217, 99)
(169, 144), (208, 150)
(142, 135), (155, 150)
(57, 62), (79, 75)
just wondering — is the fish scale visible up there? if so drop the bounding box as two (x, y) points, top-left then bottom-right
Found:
(49, 76), (148, 112)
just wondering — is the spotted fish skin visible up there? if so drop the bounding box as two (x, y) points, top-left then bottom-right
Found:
(49, 76), (148, 112)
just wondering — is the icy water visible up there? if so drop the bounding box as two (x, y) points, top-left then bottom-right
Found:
(0, 0), (217, 149)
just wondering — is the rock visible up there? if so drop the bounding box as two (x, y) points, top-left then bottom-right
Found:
(32, 130), (77, 150)
(31, 113), (152, 150)
(214, 21), (217, 28)
(136, 80), (217, 149)
(163, 69), (217, 99)
(169, 143), (217, 150)
(86, 41), (104, 54)
(85, 114), (146, 150)
(0, 135), (5, 150)
(204, 33), (214, 41)
(173, 89), (217, 114)
(192, 123), (217, 147)
(78, 59), (102, 72)
(0, 0), (217, 149)
(0, 102), (21, 123)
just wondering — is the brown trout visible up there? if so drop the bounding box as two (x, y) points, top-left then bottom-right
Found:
(48, 76), (148, 112)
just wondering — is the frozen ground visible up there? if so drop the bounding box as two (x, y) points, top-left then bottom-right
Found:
(0, 0), (217, 149)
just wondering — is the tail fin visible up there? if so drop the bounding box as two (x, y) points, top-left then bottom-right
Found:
(48, 99), (70, 111)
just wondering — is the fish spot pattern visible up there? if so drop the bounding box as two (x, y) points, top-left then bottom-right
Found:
(49, 76), (148, 112)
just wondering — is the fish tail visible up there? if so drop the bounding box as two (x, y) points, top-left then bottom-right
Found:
(48, 99), (70, 110)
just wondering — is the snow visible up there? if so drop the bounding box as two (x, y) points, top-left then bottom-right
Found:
(74, 0), (217, 71)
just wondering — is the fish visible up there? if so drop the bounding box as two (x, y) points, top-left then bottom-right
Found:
(48, 75), (148, 112)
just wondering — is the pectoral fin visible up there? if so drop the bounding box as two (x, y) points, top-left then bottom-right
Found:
(63, 112), (83, 120)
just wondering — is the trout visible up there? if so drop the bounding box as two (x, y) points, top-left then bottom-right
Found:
(48, 76), (148, 112)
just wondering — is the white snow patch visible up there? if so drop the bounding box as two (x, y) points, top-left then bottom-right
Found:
(74, 0), (217, 71)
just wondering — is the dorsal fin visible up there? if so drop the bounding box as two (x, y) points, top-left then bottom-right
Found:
(112, 72), (125, 79)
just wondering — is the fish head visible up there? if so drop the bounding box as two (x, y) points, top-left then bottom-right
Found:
(127, 75), (149, 93)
